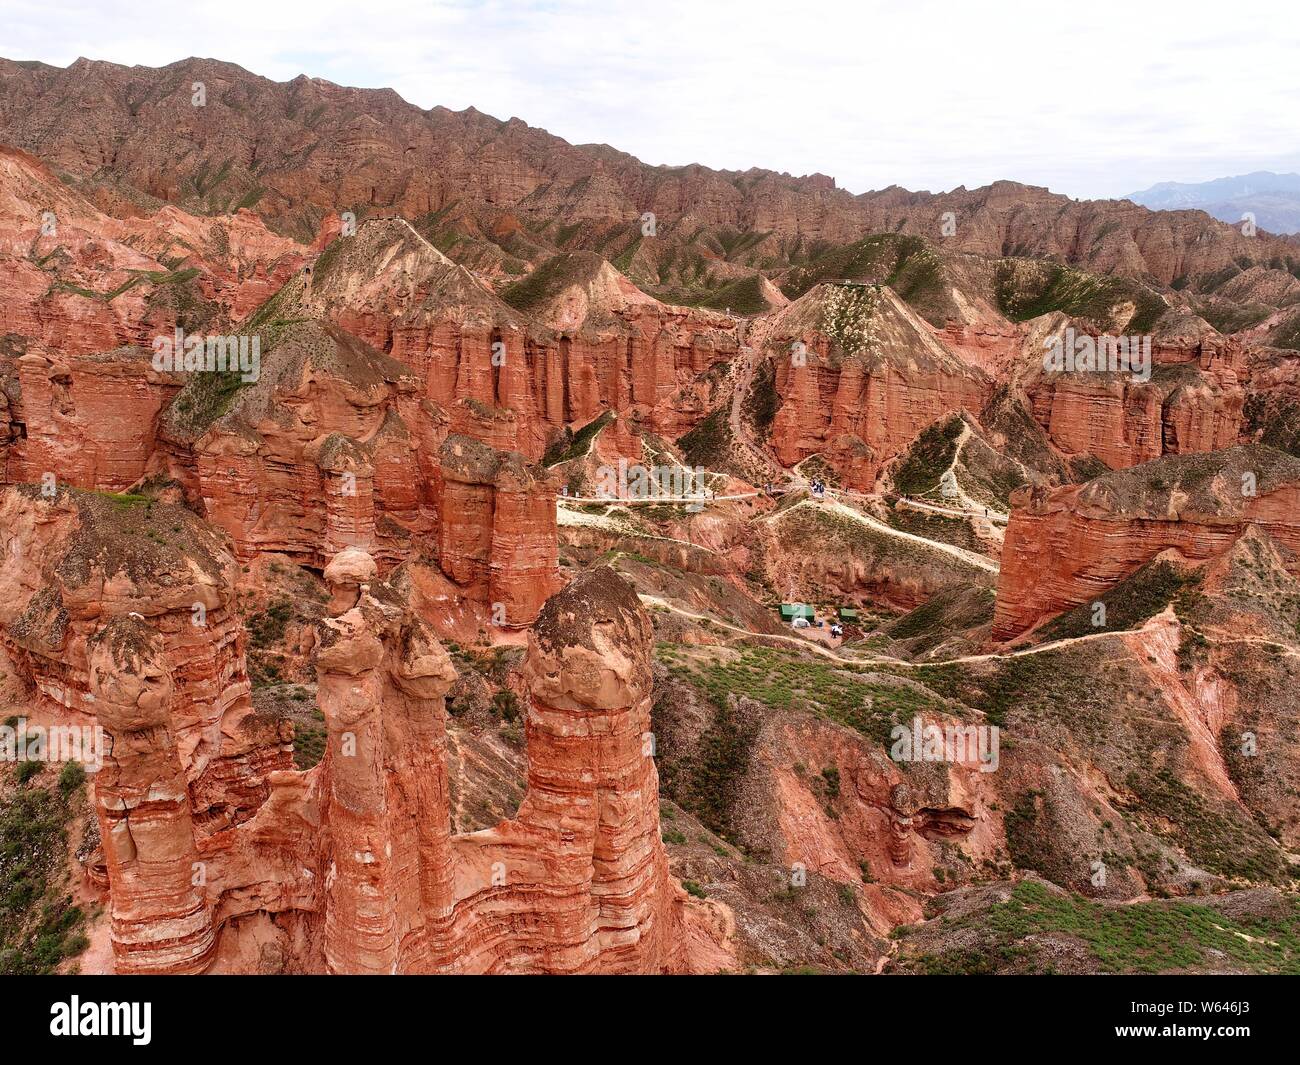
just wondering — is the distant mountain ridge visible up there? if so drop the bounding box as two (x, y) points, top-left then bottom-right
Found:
(1, 55), (1297, 308)
(1127, 171), (1300, 234)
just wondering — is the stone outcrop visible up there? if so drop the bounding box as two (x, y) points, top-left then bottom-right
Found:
(992, 445), (1300, 639)
(57, 551), (724, 974)
(87, 618), (218, 974)
(437, 435), (562, 627)
(764, 285), (990, 488)
(451, 563), (696, 972)
(150, 320), (560, 627)
(159, 320), (436, 569)
(1020, 315), (1247, 470)
(294, 224), (739, 463)
(0, 487), (292, 829)
(6, 346), (182, 490)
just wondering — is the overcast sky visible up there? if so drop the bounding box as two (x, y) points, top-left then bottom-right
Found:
(4, 0), (1298, 200)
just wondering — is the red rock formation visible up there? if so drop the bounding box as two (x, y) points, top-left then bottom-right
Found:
(125, 209), (304, 323)
(57, 552), (726, 974)
(311, 557), (458, 973)
(298, 224), (739, 463)
(1020, 316), (1247, 470)
(438, 434), (561, 627)
(764, 285), (990, 488)
(86, 618), (217, 974)
(442, 564), (698, 973)
(992, 445), (1300, 639)
(159, 320), (434, 569)
(7, 346), (182, 490)
(0, 486), (292, 828)
(754, 712), (1000, 928)
(937, 321), (1026, 376)
(498, 251), (740, 455)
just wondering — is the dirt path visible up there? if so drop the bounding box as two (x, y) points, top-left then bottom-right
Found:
(779, 496), (1000, 574)
(559, 492), (758, 505)
(640, 592), (1145, 669)
(395, 216), (448, 260)
(897, 495), (1009, 525)
(727, 344), (785, 481)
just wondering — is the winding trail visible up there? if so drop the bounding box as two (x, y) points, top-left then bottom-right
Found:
(728, 343), (786, 481)
(770, 497), (1000, 574)
(640, 593), (1148, 669)
(559, 492), (758, 506)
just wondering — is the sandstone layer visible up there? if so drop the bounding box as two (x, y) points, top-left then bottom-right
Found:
(993, 445), (1300, 639)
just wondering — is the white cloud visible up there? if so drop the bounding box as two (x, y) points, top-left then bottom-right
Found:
(4, 0), (1297, 199)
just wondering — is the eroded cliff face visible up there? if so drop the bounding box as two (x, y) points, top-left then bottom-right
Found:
(1017, 316), (1248, 471)
(0, 486), (292, 835)
(438, 435), (562, 628)
(58, 551), (727, 974)
(160, 320), (434, 566)
(992, 446), (1300, 639)
(498, 251), (742, 456)
(296, 224), (741, 463)
(0, 143), (306, 496)
(764, 286), (990, 489)
(146, 320), (560, 628)
(7, 347), (182, 491)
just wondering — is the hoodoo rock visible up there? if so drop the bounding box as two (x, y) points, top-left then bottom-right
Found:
(296, 559), (714, 972)
(992, 445), (1300, 639)
(87, 618), (217, 974)
(10, 544), (726, 973)
(466, 564), (697, 972)
(0, 485), (292, 828)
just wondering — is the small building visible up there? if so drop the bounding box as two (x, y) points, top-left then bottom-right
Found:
(780, 603), (814, 622)
(837, 607), (860, 623)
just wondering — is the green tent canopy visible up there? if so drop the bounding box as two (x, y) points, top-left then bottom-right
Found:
(779, 603), (814, 621)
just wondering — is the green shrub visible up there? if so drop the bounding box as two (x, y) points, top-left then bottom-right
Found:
(57, 761), (85, 793)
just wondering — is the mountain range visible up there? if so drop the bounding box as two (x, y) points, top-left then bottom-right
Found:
(1128, 171), (1300, 234)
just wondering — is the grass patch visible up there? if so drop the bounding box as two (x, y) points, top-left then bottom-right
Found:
(0, 777), (89, 974)
(1035, 560), (1201, 643)
(911, 880), (1300, 974)
(542, 409), (614, 467)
